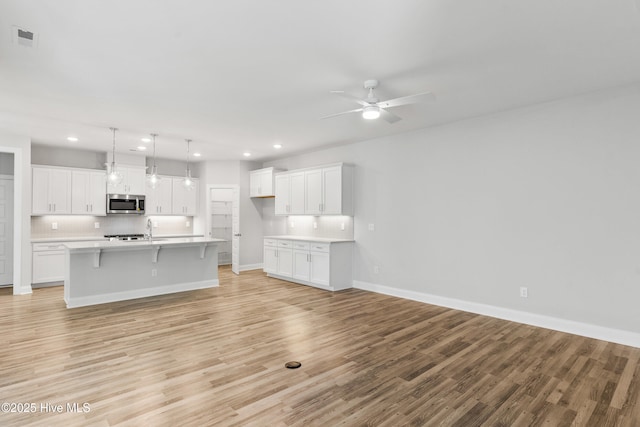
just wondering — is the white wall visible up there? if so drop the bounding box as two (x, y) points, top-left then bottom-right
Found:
(264, 84), (640, 342)
(0, 130), (31, 294)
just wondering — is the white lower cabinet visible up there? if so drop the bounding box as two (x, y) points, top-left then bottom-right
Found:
(32, 243), (66, 284)
(263, 238), (352, 291)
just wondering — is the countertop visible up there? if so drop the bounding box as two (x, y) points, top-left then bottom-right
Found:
(64, 237), (225, 251)
(32, 234), (204, 243)
(264, 235), (354, 243)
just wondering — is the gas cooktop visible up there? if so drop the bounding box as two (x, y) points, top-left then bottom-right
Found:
(104, 234), (145, 241)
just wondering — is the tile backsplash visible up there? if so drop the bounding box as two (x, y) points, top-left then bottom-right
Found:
(31, 215), (194, 239)
(283, 215), (354, 240)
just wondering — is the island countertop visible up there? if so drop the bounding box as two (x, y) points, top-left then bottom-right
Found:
(263, 235), (354, 243)
(64, 237), (225, 251)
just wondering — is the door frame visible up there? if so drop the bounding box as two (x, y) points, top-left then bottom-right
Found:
(0, 145), (25, 295)
(206, 184), (240, 275)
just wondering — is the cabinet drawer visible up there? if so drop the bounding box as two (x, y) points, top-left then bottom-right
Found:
(309, 242), (330, 252)
(264, 239), (278, 247)
(277, 240), (293, 248)
(292, 241), (310, 250)
(33, 243), (67, 251)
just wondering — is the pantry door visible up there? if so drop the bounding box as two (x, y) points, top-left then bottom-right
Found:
(0, 177), (13, 286)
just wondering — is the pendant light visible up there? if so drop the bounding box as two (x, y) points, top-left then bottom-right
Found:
(106, 127), (123, 188)
(183, 139), (194, 191)
(147, 133), (161, 189)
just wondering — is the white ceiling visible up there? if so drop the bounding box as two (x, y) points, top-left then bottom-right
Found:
(1, 0), (640, 162)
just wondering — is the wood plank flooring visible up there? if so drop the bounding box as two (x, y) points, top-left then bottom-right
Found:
(0, 267), (639, 426)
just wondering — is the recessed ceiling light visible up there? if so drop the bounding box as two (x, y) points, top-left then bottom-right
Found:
(141, 137), (151, 143)
(273, 144), (282, 149)
(243, 152), (251, 157)
(137, 146), (147, 151)
(193, 152), (201, 157)
(67, 136), (78, 142)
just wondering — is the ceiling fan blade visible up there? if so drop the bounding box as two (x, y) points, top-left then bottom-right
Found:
(330, 91), (369, 107)
(320, 108), (363, 120)
(377, 91), (435, 109)
(379, 108), (402, 124)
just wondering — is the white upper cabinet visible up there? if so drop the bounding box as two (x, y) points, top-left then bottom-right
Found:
(249, 167), (283, 198)
(171, 177), (199, 215)
(145, 176), (173, 215)
(71, 170), (107, 215)
(32, 166), (72, 215)
(274, 163), (353, 216)
(107, 166), (146, 195)
(274, 174), (290, 215)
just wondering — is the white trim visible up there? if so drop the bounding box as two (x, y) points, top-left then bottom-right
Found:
(0, 145), (29, 295)
(240, 263), (263, 272)
(353, 280), (640, 349)
(65, 279), (219, 308)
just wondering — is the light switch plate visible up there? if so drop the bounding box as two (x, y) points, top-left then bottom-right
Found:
(51, 222), (58, 230)
(94, 222), (100, 229)
(368, 223), (375, 232)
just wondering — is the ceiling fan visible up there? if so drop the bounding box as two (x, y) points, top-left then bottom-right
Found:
(322, 79), (435, 124)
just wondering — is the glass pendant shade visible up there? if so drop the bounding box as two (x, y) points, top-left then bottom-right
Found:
(147, 166), (160, 189)
(107, 162), (123, 187)
(147, 134), (161, 189)
(182, 139), (194, 190)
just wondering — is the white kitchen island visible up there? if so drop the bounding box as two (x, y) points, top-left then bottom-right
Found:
(63, 237), (225, 308)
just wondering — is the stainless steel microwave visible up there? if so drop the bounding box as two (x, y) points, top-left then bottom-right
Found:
(106, 194), (145, 214)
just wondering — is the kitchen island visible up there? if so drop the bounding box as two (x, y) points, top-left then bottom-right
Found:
(63, 237), (225, 308)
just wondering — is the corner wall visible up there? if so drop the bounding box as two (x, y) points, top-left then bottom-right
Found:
(264, 84), (640, 346)
(0, 130), (31, 294)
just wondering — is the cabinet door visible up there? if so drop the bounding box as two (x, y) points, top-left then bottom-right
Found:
(292, 250), (310, 281)
(184, 179), (198, 215)
(260, 171), (273, 196)
(171, 178), (186, 214)
(32, 168), (51, 214)
(49, 169), (72, 214)
(304, 169), (322, 214)
(125, 167), (146, 195)
(88, 171), (107, 215)
(71, 171), (89, 214)
(322, 166), (342, 214)
(276, 248), (293, 277)
(289, 172), (305, 214)
(274, 174), (290, 215)
(264, 246), (278, 273)
(32, 250), (65, 283)
(309, 251), (330, 287)
(147, 178), (173, 215)
(249, 171), (261, 197)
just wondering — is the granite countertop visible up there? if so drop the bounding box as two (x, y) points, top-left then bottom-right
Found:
(64, 237), (225, 251)
(264, 235), (354, 243)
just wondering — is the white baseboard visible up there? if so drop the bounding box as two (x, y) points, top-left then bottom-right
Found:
(353, 280), (640, 349)
(240, 263), (263, 272)
(65, 279), (219, 308)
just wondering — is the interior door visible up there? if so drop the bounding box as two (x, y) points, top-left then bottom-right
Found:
(0, 178), (14, 286)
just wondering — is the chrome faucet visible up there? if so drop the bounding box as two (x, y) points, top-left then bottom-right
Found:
(146, 218), (153, 240)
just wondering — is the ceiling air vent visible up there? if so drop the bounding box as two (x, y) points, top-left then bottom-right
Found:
(12, 26), (38, 48)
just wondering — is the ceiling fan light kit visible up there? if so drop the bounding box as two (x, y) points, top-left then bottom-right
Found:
(323, 79), (434, 124)
(362, 105), (381, 120)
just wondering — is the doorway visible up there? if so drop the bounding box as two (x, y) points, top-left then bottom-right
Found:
(0, 176), (14, 286)
(207, 185), (240, 275)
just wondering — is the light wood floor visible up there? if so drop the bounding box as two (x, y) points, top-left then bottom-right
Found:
(1, 267), (639, 426)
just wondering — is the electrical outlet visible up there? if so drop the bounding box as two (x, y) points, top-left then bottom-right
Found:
(186, 221), (190, 227)
(290, 221), (295, 228)
(153, 221), (159, 228)
(152, 269), (157, 277)
(520, 287), (528, 298)
(313, 222), (318, 229)
(368, 223), (375, 232)
(51, 222), (58, 230)
(340, 223), (345, 231)
(374, 266), (379, 274)
(94, 222), (100, 229)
